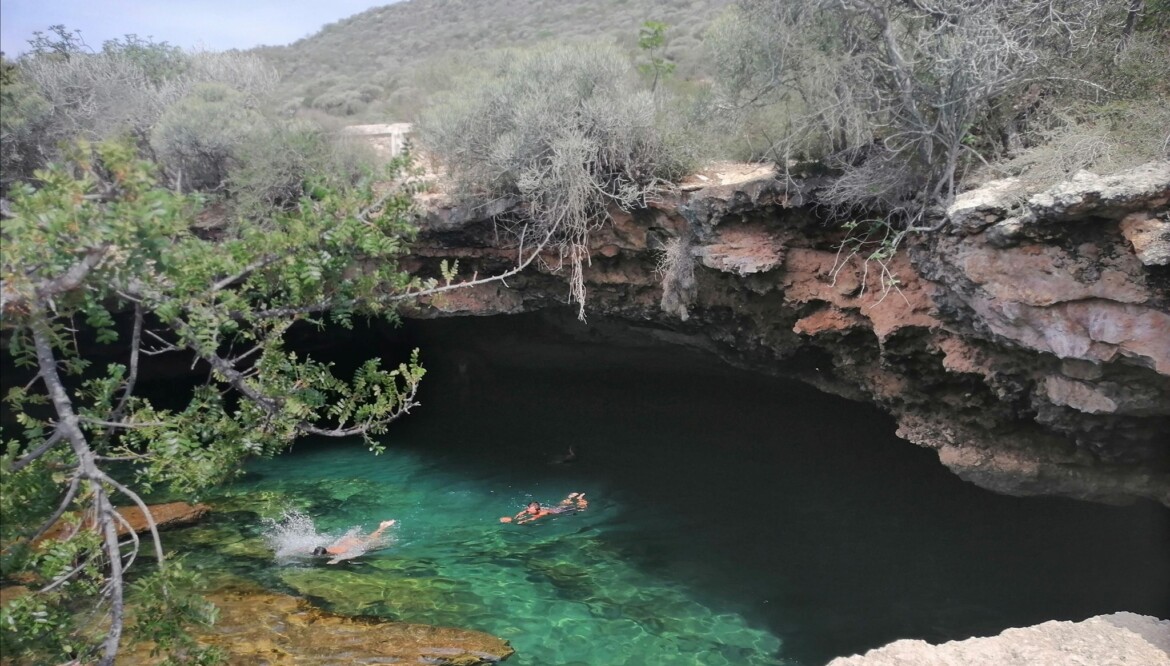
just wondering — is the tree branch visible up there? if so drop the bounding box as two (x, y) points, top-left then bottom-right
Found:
(27, 472), (81, 544)
(97, 471), (165, 564)
(9, 429), (65, 473)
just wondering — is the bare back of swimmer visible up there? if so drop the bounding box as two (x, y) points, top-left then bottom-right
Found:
(312, 519), (396, 564)
(500, 493), (588, 524)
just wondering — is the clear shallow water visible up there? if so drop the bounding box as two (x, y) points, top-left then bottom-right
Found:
(168, 316), (1170, 665)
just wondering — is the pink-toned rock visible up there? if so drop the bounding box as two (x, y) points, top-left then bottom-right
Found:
(782, 248), (939, 342)
(956, 242), (1150, 307)
(1044, 375), (1118, 414)
(409, 282), (526, 317)
(793, 306), (866, 336)
(966, 296), (1170, 374)
(695, 223), (786, 275)
(1119, 211), (1170, 266)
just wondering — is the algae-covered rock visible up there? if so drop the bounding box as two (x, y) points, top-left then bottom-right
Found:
(166, 522), (272, 560)
(210, 489), (306, 519)
(124, 577), (513, 665)
(279, 566), (483, 622)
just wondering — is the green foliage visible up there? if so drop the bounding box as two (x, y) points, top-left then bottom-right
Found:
(127, 561), (224, 665)
(637, 21), (676, 92)
(100, 34), (188, 84)
(0, 529), (103, 662)
(1138, 0), (1170, 32)
(707, 0), (1163, 219)
(311, 89), (367, 116)
(0, 139), (426, 663)
(0, 63), (52, 191)
(228, 121), (379, 218)
(26, 25), (88, 59)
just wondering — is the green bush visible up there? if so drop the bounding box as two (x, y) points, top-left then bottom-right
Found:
(311, 89), (366, 115)
(417, 43), (698, 318)
(2, 38), (279, 187)
(0, 69), (52, 192)
(706, 0), (1170, 222)
(229, 121), (378, 217)
(151, 83), (263, 191)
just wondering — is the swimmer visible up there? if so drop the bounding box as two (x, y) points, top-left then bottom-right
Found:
(312, 519), (396, 564)
(500, 493), (587, 524)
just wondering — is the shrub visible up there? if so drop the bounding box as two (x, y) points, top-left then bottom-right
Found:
(151, 83), (263, 191)
(3, 39), (279, 185)
(708, 0), (1141, 221)
(417, 43), (697, 318)
(311, 89), (368, 115)
(229, 121), (379, 217)
(0, 68), (52, 191)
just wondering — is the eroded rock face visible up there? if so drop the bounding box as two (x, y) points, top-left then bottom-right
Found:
(409, 161), (1170, 506)
(826, 612), (1170, 666)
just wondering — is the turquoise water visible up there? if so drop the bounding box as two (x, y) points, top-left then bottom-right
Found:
(194, 445), (788, 665)
(166, 316), (1170, 665)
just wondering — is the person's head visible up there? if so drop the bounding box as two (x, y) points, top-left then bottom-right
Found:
(312, 546), (327, 556)
(526, 501), (540, 513)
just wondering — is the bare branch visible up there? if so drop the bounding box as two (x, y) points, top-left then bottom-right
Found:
(209, 253), (284, 292)
(108, 303), (144, 424)
(1, 246), (110, 314)
(94, 488), (125, 666)
(27, 473), (82, 544)
(97, 472), (165, 564)
(9, 429), (65, 473)
(82, 418), (169, 429)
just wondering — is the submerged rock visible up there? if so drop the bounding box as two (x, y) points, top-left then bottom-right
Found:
(279, 566), (483, 625)
(129, 578), (514, 665)
(827, 612), (1170, 666)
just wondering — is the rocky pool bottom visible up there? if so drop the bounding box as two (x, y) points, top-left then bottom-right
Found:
(152, 317), (1168, 665)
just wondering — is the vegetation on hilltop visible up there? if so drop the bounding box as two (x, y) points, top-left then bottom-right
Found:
(255, 0), (732, 121)
(0, 26), (380, 212)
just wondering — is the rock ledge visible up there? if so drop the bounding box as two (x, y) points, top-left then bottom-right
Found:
(828, 612), (1170, 666)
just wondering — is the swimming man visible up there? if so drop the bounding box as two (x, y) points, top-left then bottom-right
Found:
(312, 519), (396, 564)
(500, 493), (588, 524)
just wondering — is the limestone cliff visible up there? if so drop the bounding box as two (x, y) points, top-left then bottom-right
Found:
(405, 161), (1170, 506)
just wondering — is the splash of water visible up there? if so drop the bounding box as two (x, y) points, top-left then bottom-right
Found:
(262, 509), (395, 562)
(263, 509), (330, 560)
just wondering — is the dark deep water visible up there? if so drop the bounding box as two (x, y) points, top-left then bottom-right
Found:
(194, 312), (1168, 665)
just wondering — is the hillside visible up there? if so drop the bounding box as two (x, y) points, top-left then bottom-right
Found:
(254, 0), (731, 121)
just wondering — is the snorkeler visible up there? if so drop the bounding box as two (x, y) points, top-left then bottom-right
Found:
(312, 519), (396, 564)
(500, 493), (588, 524)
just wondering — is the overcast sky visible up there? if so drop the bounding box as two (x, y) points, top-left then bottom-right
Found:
(1, 0), (396, 56)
